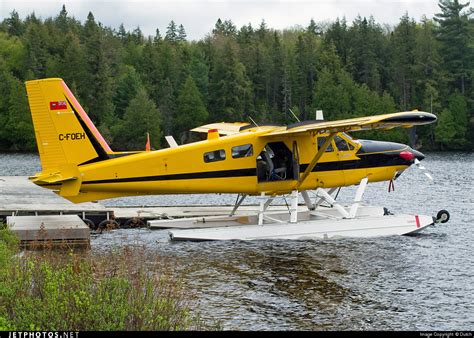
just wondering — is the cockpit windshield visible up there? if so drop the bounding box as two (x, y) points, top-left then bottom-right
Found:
(342, 132), (360, 145)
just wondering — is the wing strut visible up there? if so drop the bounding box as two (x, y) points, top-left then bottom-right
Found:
(296, 132), (336, 190)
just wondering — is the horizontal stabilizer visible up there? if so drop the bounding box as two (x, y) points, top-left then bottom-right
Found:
(29, 164), (82, 197)
(29, 172), (77, 184)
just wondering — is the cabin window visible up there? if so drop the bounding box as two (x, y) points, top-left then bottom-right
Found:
(334, 136), (350, 151)
(232, 144), (253, 158)
(317, 137), (334, 152)
(204, 149), (226, 163)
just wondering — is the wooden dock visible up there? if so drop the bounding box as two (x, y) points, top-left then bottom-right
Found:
(0, 176), (296, 246)
(0, 176), (112, 219)
(112, 204), (291, 219)
(7, 215), (90, 248)
(1, 176), (288, 224)
(1, 176), (262, 217)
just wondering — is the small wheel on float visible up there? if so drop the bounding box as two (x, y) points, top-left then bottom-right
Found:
(436, 210), (450, 224)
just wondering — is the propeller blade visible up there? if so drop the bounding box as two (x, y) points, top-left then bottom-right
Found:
(413, 158), (433, 181)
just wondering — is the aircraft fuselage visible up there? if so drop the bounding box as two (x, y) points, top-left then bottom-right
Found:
(36, 128), (424, 203)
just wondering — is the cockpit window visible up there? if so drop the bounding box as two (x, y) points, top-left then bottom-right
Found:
(341, 133), (356, 149)
(317, 137), (334, 152)
(334, 136), (350, 151)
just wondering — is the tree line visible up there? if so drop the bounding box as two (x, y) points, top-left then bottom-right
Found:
(0, 0), (472, 152)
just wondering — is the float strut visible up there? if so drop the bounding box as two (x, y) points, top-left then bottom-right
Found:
(301, 190), (315, 210)
(349, 177), (368, 218)
(258, 193), (274, 225)
(230, 194), (247, 216)
(315, 188), (350, 218)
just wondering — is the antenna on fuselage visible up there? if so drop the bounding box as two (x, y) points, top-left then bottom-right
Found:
(288, 109), (301, 122)
(248, 116), (260, 127)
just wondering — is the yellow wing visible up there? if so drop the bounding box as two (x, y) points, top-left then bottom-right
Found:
(262, 111), (437, 137)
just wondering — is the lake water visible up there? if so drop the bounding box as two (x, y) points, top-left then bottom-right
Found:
(1, 152), (473, 330)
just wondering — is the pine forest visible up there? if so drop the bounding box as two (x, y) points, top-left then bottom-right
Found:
(0, 0), (472, 152)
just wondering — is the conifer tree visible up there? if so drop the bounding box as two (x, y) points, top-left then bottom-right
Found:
(5, 11), (24, 36)
(115, 87), (161, 150)
(113, 66), (143, 119)
(435, 108), (457, 149)
(389, 13), (417, 110)
(176, 76), (208, 141)
(209, 41), (251, 122)
(82, 12), (114, 123)
(165, 20), (178, 43)
(434, 0), (473, 94)
(177, 24), (187, 41)
(55, 5), (69, 33)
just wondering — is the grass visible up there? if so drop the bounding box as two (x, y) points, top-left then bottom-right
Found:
(0, 223), (213, 331)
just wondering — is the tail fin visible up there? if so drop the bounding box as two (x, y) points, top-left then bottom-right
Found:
(25, 78), (112, 172)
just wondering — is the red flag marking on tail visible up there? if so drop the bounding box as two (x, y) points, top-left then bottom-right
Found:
(50, 101), (67, 110)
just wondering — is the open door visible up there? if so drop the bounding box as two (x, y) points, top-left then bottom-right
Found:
(256, 141), (298, 182)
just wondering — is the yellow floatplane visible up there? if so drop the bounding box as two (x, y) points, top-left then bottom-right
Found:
(25, 78), (449, 240)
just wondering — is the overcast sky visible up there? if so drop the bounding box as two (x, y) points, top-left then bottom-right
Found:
(1, 0), (442, 40)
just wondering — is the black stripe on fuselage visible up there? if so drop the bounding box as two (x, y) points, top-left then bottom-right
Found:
(81, 168), (258, 185)
(65, 152), (407, 186)
(302, 153), (409, 172)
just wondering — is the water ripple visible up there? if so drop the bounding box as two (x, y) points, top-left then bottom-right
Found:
(2, 152), (473, 330)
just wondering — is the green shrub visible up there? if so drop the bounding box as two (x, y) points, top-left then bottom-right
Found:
(0, 222), (18, 271)
(0, 231), (210, 330)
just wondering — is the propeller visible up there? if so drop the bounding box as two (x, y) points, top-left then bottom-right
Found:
(414, 158), (434, 181)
